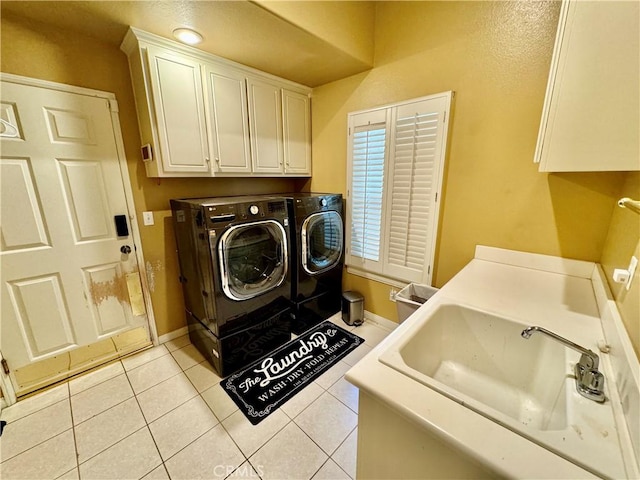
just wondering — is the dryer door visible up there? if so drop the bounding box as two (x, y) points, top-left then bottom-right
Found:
(218, 220), (288, 301)
(301, 211), (344, 275)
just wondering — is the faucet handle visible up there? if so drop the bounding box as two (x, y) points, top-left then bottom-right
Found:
(583, 369), (604, 390)
(575, 365), (606, 403)
(578, 352), (599, 370)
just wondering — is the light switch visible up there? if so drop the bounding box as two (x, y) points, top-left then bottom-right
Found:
(142, 211), (154, 226)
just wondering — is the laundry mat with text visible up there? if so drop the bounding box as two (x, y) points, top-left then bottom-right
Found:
(223, 321), (364, 424)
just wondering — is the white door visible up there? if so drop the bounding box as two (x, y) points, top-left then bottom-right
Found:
(1, 80), (150, 396)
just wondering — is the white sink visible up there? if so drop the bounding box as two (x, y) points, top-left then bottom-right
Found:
(390, 303), (568, 430)
(379, 302), (626, 479)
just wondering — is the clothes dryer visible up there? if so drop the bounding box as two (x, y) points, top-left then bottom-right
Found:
(284, 193), (344, 333)
(171, 196), (291, 376)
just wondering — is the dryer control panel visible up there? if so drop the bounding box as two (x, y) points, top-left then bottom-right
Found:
(202, 199), (288, 228)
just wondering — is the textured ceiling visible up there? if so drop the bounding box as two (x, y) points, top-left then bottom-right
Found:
(1, 0), (374, 87)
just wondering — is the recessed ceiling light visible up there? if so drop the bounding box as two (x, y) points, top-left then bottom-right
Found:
(173, 28), (203, 45)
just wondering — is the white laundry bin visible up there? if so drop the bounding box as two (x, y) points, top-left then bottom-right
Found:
(396, 284), (438, 322)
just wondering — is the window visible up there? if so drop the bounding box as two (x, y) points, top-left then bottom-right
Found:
(346, 92), (452, 286)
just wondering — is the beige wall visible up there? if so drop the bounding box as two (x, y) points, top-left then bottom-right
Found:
(1, 12), (302, 337)
(3, 3), (637, 349)
(311, 1), (628, 323)
(601, 172), (640, 356)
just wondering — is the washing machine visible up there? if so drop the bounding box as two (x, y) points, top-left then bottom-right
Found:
(284, 193), (344, 334)
(170, 196), (292, 376)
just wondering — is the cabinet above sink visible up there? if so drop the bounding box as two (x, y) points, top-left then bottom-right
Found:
(121, 27), (311, 178)
(534, 0), (639, 172)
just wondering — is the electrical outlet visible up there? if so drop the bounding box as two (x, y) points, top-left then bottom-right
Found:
(389, 288), (397, 302)
(626, 256), (638, 291)
(142, 211), (154, 226)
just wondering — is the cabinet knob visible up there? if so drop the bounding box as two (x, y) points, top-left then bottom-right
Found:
(215, 157), (220, 163)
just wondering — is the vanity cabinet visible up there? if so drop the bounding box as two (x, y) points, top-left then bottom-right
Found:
(121, 27), (312, 178)
(534, 0), (639, 172)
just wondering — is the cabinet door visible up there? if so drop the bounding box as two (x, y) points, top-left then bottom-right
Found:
(535, 0), (639, 172)
(282, 90), (311, 176)
(247, 78), (284, 174)
(204, 65), (252, 173)
(146, 46), (211, 175)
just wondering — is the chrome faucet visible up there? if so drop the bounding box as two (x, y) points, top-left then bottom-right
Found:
(521, 326), (605, 403)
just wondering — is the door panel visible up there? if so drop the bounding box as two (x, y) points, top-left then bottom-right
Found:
(57, 159), (113, 242)
(0, 79), (150, 396)
(7, 273), (76, 359)
(44, 107), (96, 145)
(83, 263), (132, 336)
(0, 157), (50, 251)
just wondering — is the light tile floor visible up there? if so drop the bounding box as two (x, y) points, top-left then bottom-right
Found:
(0, 314), (392, 480)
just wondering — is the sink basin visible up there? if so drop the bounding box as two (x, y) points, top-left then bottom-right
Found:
(394, 303), (568, 430)
(378, 302), (626, 479)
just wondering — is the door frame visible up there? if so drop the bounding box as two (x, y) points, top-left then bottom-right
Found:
(0, 73), (158, 384)
(0, 349), (17, 408)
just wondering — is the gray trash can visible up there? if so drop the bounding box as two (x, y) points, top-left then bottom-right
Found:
(396, 283), (438, 323)
(342, 291), (364, 326)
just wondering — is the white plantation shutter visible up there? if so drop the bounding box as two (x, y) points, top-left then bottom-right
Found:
(385, 98), (447, 282)
(351, 124), (386, 261)
(346, 109), (389, 273)
(346, 92), (451, 285)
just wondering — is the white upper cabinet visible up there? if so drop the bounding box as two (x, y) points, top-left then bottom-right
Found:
(121, 27), (312, 178)
(142, 46), (211, 176)
(248, 77), (284, 174)
(204, 64), (252, 174)
(282, 89), (312, 175)
(534, 0), (639, 172)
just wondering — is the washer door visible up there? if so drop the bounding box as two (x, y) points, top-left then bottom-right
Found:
(301, 211), (344, 275)
(218, 220), (288, 301)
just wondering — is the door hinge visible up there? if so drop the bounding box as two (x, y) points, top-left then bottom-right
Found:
(443, 111), (446, 123)
(428, 265), (431, 275)
(1, 358), (9, 375)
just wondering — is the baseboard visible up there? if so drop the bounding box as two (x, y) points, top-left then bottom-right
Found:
(364, 310), (398, 332)
(158, 326), (188, 345)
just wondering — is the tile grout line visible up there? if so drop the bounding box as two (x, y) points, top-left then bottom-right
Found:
(72, 392), (135, 428)
(0, 387), (75, 466)
(68, 361), (128, 397)
(64, 382), (82, 480)
(313, 456), (352, 480)
(121, 364), (164, 480)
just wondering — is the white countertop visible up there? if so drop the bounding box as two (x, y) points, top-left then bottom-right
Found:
(346, 246), (638, 479)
